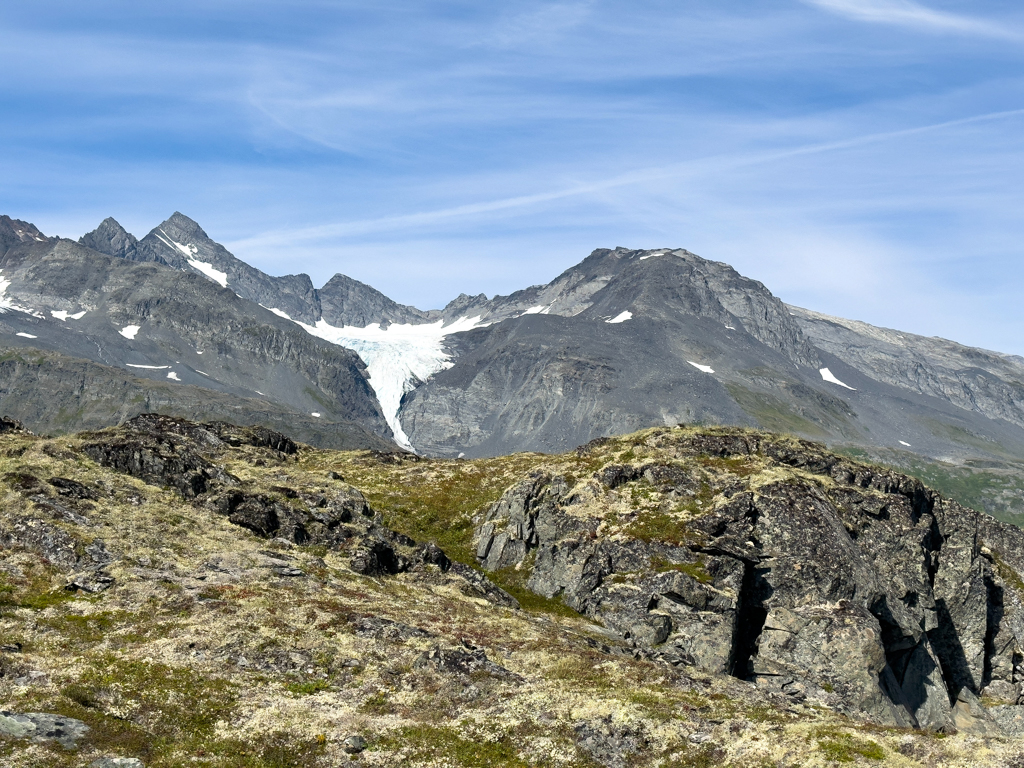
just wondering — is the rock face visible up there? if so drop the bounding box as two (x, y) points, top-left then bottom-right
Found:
(474, 428), (1024, 730)
(78, 218), (141, 262)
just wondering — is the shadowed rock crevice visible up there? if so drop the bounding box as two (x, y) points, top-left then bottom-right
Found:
(982, 570), (1005, 692)
(729, 561), (770, 679)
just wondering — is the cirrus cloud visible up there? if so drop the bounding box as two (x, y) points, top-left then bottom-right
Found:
(802, 0), (1023, 40)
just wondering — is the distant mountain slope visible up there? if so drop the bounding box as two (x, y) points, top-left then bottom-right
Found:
(402, 248), (1024, 467)
(0, 347), (391, 449)
(1, 226), (393, 447)
(790, 305), (1024, 430)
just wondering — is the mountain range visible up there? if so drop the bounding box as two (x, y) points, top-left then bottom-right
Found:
(3, 211), (1024, 519)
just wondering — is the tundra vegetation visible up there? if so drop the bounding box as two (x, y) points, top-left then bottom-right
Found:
(0, 415), (1023, 767)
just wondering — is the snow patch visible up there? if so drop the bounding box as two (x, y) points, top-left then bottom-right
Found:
(311, 412), (321, 418)
(187, 259), (228, 288)
(522, 305), (547, 315)
(687, 361), (714, 374)
(606, 311), (632, 324)
(196, 370), (209, 376)
(15, 332), (37, 339)
(819, 367), (856, 390)
(294, 315), (488, 451)
(154, 229), (199, 259)
(51, 310), (86, 321)
(119, 325), (141, 340)
(0, 271), (43, 317)
(0, 273), (11, 311)
(725, 325), (736, 330)
(265, 307), (292, 320)
(899, 440), (911, 447)
(638, 251), (666, 261)
(126, 364), (169, 370)
(167, 371), (181, 381)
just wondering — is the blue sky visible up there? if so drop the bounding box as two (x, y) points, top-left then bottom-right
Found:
(2, 1), (1024, 353)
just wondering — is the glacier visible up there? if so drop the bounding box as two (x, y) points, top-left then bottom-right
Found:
(295, 315), (486, 451)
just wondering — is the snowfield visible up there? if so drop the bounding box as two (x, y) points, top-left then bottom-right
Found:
(819, 367), (856, 390)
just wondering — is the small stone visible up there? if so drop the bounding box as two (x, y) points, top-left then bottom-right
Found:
(328, 471), (345, 481)
(0, 711), (89, 748)
(689, 732), (711, 744)
(90, 759), (145, 768)
(343, 734), (367, 754)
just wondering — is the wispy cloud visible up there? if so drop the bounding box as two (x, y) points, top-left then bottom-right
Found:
(228, 106), (1024, 248)
(802, 0), (1023, 40)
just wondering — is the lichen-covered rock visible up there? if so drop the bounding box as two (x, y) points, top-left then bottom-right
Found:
(474, 430), (1024, 729)
(0, 711), (89, 749)
(0, 517), (80, 571)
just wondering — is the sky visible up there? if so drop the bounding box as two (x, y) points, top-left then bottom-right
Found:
(2, 1), (1023, 354)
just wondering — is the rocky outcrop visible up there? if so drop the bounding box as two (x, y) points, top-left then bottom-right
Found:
(0, 712), (89, 749)
(83, 415), (238, 498)
(474, 429), (1024, 730)
(77, 414), (517, 604)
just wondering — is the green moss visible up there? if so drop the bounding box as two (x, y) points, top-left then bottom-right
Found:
(812, 728), (885, 762)
(0, 573), (77, 612)
(623, 503), (704, 547)
(374, 725), (534, 767)
(284, 680), (330, 696)
(650, 554), (712, 583)
(991, 551), (1024, 600)
(488, 566), (582, 619)
(359, 691), (393, 715)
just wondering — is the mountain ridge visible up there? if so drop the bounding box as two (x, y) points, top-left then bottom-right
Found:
(3, 211), (1024, 516)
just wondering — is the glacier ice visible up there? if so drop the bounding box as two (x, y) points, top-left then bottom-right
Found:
(296, 315), (486, 451)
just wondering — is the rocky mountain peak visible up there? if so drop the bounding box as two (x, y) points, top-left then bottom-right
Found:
(78, 217), (140, 261)
(318, 273), (428, 328)
(156, 211), (210, 244)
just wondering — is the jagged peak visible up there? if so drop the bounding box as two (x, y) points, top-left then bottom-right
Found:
(79, 217), (140, 260)
(152, 212), (209, 242)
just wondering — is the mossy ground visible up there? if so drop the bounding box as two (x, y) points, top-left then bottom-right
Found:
(0, 424), (1017, 766)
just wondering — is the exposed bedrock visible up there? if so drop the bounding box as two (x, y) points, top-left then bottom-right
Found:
(474, 431), (1024, 731)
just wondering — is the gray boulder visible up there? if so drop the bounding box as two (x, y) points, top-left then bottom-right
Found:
(0, 711), (89, 749)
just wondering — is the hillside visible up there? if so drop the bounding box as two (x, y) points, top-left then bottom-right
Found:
(2, 416), (1024, 766)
